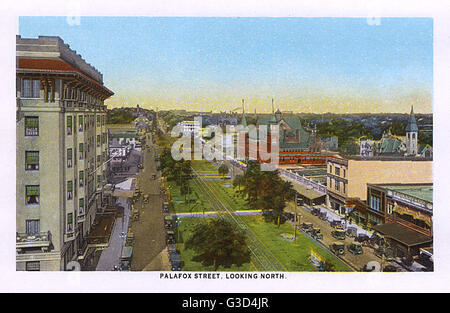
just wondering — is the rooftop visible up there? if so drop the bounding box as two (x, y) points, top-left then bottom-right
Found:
(379, 184), (433, 203)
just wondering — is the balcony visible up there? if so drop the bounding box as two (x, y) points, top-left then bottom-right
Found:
(16, 231), (52, 253)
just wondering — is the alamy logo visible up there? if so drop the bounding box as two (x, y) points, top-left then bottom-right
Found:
(170, 117), (279, 171)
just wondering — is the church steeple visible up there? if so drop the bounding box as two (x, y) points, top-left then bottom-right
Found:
(405, 105), (418, 156)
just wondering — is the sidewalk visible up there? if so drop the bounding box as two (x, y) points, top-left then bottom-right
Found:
(96, 198), (131, 271)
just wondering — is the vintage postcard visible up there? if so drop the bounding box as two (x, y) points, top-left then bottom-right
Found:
(3, 0), (450, 295)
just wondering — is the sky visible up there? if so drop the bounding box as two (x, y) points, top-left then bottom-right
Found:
(19, 17), (433, 114)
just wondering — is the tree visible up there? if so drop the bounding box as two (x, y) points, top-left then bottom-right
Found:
(218, 164), (229, 178)
(185, 219), (251, 270)
(237, 161), (295, 226)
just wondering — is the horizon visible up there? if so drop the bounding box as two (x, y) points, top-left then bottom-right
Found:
(19, 17), (433, 114)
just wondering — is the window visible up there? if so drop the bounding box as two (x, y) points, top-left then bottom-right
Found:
(387, 202), (394, 215)
(67, 213), (74, 232)
(343, 183), (346, 194)
(343, 169), (346, 178)
(67, 116), (73, 136)
(79, 170), (84, 187)
(22, 79), (40, 98)
(25, 151), (39, 170)
(67, 148), (72, 168)
(78, 115), (83, 132)
(67, 181), (73, 200)
(335, 180), (340, 191)
(370, 195), (381, 212)
(25, 117), (39, 136)
(335, 167), (340, 176)
(26, 219), (40, 235)
(97, 116), (101, 127)
(79, 143), (84, 160)
(97, 155), (101, 166)
(25, 185), (40, 205)
(97, 135), (101, 147)
(26, 261), (40, 271)
(328, 164), (332, 173)
(79, 198), (85, 216)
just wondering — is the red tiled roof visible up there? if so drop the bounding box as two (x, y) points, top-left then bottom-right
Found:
(17, 58), (113, 96)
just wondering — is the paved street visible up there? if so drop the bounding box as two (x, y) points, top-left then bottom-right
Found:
(129, 132), (170, 271)
(287, 202), (393, 271)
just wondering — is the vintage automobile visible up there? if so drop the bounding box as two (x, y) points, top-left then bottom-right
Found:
(348, 242), (363, 255)
(166, 230), (175, 244)
(319, 211), (328, 221)
(311, 208), (321, 216)
(170, 254), (183, 271)
(311, 227), (323, 241)
(330, 220), (344, 230)
(162, 201), (170, 213)
(330, 242), (346, 256)
(355, 233), (370, 243)
(120, 246), (133, 271)
(164, 216), (174, 229)
(167, 243), (177, 256)
(346, 226), (357, 238)
(143, 195), (150, 204)
(331, 229), (346, 241)
(301, 222), (314, 233)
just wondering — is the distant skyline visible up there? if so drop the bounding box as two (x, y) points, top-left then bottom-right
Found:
(19, 17), (433, 114)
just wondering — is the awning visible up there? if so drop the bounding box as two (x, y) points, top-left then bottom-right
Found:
(373, 223), (432, 247)
(292, 183), (325, 200)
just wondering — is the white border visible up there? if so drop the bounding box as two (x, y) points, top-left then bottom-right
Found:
(1, 0), (450, 293)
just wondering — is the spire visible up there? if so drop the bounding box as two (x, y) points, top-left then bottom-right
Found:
(406, 105), (418, 133)
(241, 99), (247, 127)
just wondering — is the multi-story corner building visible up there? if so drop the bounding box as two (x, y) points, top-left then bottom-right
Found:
(326, 156), (432, 216)
(16, 36), (114, 271)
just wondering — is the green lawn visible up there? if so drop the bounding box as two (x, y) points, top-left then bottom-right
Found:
(191, 160), (218, 173)
(167, 180), (214, 214)
(176, 215), (351, 272)
(175, 217), (255, 271)
(170, 160), (352, 272)
(239, 215), (352, 272)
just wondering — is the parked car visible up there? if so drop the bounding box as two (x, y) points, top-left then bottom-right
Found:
(301, 222), (314, 233)
(355, 233), (370, 243)
(166, 230), (175, 244)
(346, 226), (357, 238)
(164, 216), (174, 229)
(330, 220), (344, 229)
(331, 229), (346, 241)
(319, 211), (328, 221)
(143, 195), (150, 204)
(170, 254), (183, 271)
(168, 244), (177, 256)
(330, 242), (346, 256)
(162, 201), (169, 213)
(311, 227), (323, 241)
(311, 208), (321, 216)
(348, 242), (363, 255)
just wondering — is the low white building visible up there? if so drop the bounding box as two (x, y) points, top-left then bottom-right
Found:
(177, 120), (201, 136)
